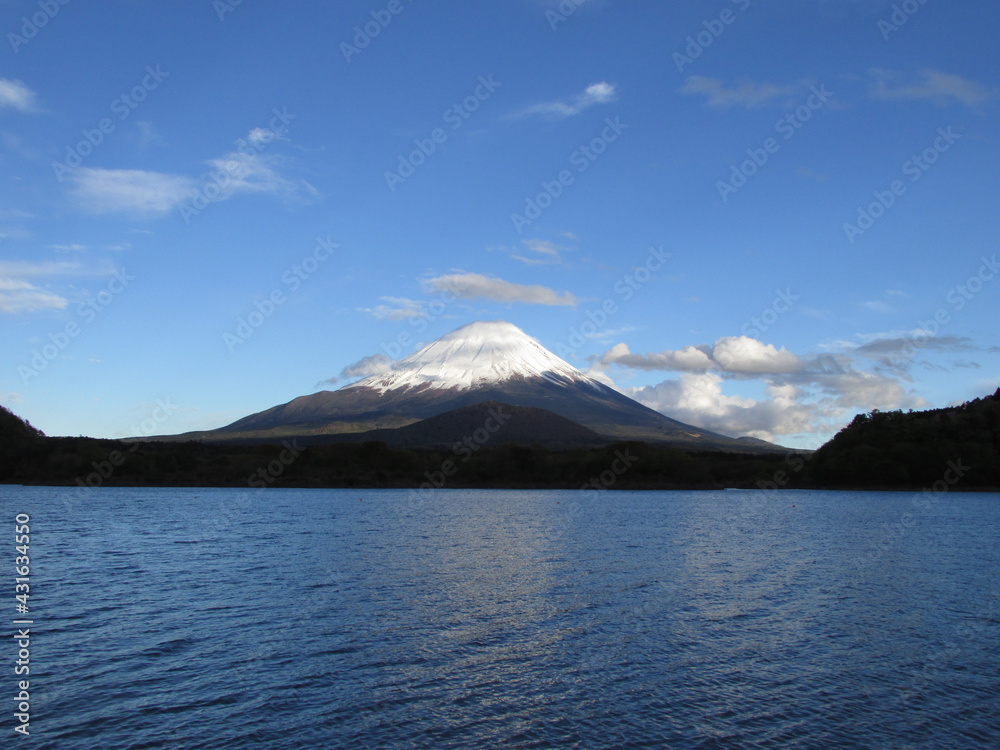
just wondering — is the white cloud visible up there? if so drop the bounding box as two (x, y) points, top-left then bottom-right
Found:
(626, 372), (817, 442)
(600, 335), (934, 444)
(68, 128), (308, 216)
(424, 273), (577, 307)
(70, 168), (196, 214)
(601, 336), (801, 374)
(601, 342), (714, 371)
(206, 150), (297, 198)
(0, 258), (124, 314)
(792, 355), (926, 412)
(0, 278), (67, 313)
(515, 82), (617, 119)
(0, 79), (38, 113)
(869, 69), (994, 106)
(321, 353), (396, 386)
(134, 121), (166, 149)
(861, 299), (893, 313)
(679, 76), (795, 108)
(512, 238), (569, 266)
(247, 127), (287, 147)
(0, 260), (91, 277)
(359, 296), (426, 321)
(712, 337), (802, 374)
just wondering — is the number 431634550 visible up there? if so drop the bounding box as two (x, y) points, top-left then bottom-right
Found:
(15, 514), (30, 606)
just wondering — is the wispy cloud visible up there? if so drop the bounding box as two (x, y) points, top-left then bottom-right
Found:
(0, 79), (39, 113)
(512, 238), (569, 266)
(358, 296), (426, 321)
(68, 128), (308, 216)
(205, 150), (298, 198)
(0, 258), (114, 314)
(70, 168), (196, 215)
(134, 121), (166, 149)
(0, 278), (67, 313)
(869, 69), (995, 106)
(423, 273), (577, 306)
(319, 353), (396, 386)
(679, 76), (795, 108)
(0, 259), (102, 278)
(514, 82), (616, 120)
(861, 299), (894, 313)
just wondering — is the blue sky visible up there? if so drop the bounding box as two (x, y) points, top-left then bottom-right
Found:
(1, 0), (997, 449)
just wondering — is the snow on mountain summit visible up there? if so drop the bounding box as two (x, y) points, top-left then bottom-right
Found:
(345, 320), (599, 392)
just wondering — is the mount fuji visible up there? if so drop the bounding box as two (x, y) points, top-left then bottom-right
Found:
(184, 321), (775, 451)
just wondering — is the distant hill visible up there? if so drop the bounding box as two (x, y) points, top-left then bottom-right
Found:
(0, 404), (44, 442)
(0, 405), (45, 483)
(805, 388), (1000, 489)
(0, 404), (43, 452)
(317, 401), (606, 450)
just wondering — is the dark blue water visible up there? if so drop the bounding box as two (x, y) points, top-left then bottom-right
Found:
(2, 486), (998, 749)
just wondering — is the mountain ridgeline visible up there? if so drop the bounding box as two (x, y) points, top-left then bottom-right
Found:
(177, 321), (780, 452)
(1, 390), (998, 490)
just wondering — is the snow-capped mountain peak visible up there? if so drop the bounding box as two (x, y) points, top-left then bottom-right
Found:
(345, 320), (599, 392)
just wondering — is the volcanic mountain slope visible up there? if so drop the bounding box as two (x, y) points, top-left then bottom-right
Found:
(313, 401), (606, 450)
(186, 321), (778, 452)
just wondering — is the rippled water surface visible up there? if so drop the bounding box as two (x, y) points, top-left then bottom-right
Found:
(3, 486), (999, 749)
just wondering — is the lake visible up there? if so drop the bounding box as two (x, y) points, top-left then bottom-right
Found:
(2, 486), (998, 749)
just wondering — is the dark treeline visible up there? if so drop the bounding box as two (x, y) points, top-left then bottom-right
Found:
(1, 427), (796, 491)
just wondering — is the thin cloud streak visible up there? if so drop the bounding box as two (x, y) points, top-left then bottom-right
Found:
(513, 82), (617, 120)
(869, 68), (995, 106)
(424, 273), (578, 307)
(679, 76), (795, 108)
(0, 78), (39, 112)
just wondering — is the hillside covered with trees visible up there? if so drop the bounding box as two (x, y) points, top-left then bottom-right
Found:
(804, 388), (1000, 489)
